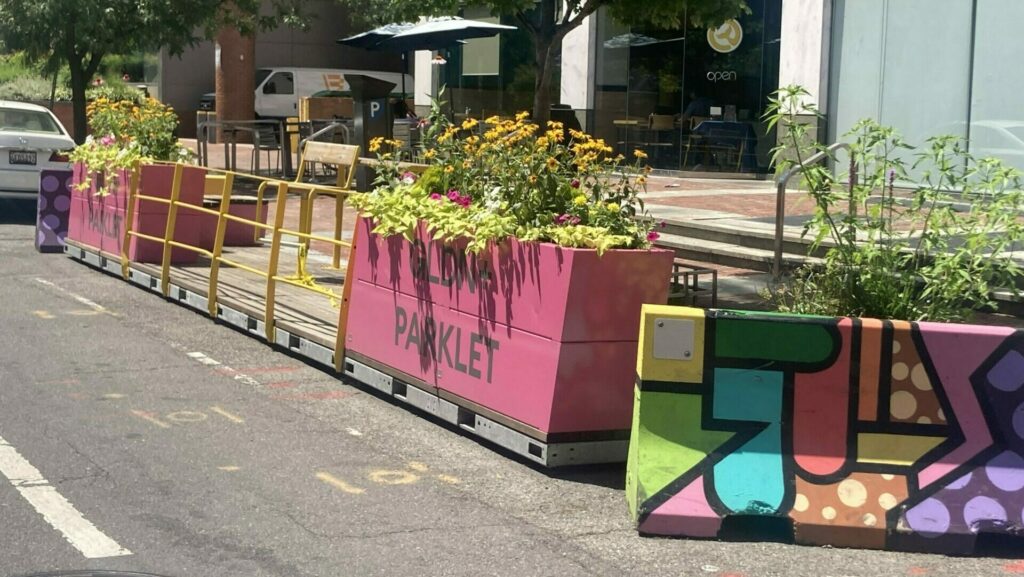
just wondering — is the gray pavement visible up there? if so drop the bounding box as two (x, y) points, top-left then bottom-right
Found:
(0, 198), (1020, 577)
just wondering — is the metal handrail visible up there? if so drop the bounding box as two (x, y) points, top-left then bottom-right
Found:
(119, 161), (359, 372)
(772, 142), (851, 280)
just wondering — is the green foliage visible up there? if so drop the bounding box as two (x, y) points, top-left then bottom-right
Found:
(352, 97), (657, 254)
(763, 85), (1024, 322)
(69, 96), (191, 196)
(0, 76), (69, 101)
(0, 0), (309, 142)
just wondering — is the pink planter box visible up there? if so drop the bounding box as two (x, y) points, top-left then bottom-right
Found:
(198, 199), (269, 249)
(347, 218), (674, 435)
(67, 163), (206, 263)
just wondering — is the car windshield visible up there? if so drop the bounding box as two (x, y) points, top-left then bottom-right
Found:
(0, 109), (62, 134)
(255, 68), (272, 89)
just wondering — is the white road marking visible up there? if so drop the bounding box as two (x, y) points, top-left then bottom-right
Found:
(0, 434), (131, 559)
(187, 352), (262, 387)
(345, 428), (363, 437)
(34, 278), (116, 316)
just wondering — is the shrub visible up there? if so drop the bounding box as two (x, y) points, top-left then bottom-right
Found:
(353, 93), (658, 254)
(763, 85), (1024, 322)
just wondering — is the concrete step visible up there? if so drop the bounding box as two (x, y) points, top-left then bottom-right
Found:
(657, 217), (829, 259)
(654, 232), (818, 273)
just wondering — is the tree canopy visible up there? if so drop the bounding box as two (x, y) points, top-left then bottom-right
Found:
(0, 0), (306, 142)
(338, 0), (748, 123)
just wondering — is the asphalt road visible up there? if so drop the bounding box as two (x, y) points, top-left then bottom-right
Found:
(0, 198), (1021, 577)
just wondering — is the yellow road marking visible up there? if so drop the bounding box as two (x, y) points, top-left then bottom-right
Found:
(218, 466), (241, 472)
(131, 410), (171, 429)
(210, 406), (245, 424)
(32, 310), (55, 320)
(316, 472), (365, 495)
(165, 411), (208, 423)
(66, 310), (101, 316)
(436, 474), (461, 485)
(369, 470), (419, 486)
(101, 394), (127, 400)
(408, 461), (428, 472)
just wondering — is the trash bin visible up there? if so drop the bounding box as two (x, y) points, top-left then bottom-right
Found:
(36, 169), (73, 253)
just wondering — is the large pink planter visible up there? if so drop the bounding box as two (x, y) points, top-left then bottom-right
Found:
(347, 218), (674, 436)
(67, 163), (206, 263)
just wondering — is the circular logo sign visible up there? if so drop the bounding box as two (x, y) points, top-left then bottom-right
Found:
(707, 19), (743, 53)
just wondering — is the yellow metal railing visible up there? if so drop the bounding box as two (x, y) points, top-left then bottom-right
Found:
(119, 161), (359, 373)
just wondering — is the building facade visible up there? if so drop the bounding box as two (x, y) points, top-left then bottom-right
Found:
(420, 0), (1023, 177)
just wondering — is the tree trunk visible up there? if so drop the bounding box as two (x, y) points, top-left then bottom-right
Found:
(215, 27), (256, 143)
(67, 58), (88, 144)
(532, 36), (556, 126)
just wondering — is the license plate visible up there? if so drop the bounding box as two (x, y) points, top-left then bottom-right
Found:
(9, 150), (36, 165)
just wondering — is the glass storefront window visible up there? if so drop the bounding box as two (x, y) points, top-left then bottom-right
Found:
(592, 0), (781, 174)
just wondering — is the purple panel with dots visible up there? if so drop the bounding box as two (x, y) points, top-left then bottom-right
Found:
(35, 169), (73, 253)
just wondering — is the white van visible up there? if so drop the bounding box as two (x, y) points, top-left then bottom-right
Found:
(253, 67), (412, 118)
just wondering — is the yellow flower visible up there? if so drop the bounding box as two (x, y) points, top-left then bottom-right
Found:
(516, 111), (530, 121)
(546, 121), (564, 130)
(545, 157), (558, 171)
(634, 149), (648, 160)
(444, 165), (455, 174)
(369, 137), (384, 153)
(485, 115), (502, 125)
(461, 118), (479, 130)
(529, 175), (538, 185)
(637, 176), (647, 186)
(606, 202), (619, 212)
(573, 194), (587, 207)
(423, 148), (437, 160)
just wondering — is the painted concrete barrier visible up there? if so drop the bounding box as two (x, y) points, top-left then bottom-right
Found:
(347, 218), (675, 436)
(627, 305), (1024, 553)
(36, 169), (73, 253)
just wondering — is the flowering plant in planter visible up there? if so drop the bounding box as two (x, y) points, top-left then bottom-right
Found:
(68, 97), (193, 196)
(352, 101), (659, 254)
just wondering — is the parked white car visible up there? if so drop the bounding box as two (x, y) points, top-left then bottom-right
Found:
(0, 101), (74, 199)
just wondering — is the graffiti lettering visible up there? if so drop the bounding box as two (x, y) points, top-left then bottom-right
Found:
(394, 305), (500, 383)
(87, 206), (122, 238)
(410, 239), (493, 293)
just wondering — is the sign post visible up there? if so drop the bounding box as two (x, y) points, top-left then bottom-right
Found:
(348, 75), (397, 191)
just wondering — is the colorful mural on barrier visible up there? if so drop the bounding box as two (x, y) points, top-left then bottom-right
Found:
(626, 305), (1024, 552)
(36, 169), (72, 253)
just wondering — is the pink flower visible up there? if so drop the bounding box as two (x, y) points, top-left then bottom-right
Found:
(429, 193), (443, 201)
(99, 134), (116, 146)
(401, 171), (418, 184)
(554, 214), (580, 226)
(571, 179), (580, 189)
(659, 221), (667, 229)
(647, 231), (660, 242)
(447, 189), (461, 201)
(456, 196), (471, 208)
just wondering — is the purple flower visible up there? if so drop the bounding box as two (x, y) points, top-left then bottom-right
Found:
(659, 221), (667, 229)
(571, 178), (580, 189)
(647, 231), (660, 242)
(554, 214), (580, 226)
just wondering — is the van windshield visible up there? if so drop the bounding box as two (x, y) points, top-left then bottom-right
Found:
(255, 69), (272, 89)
